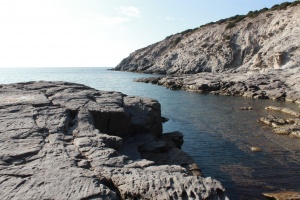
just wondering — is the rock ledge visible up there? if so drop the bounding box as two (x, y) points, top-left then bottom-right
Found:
(0, 81), (227, 200)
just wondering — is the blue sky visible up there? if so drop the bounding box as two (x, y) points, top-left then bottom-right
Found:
(0, 0), (293, 68)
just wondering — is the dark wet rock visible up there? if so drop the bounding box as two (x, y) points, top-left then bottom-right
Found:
(0, 81), (227, 199)
(134, 76), (162, 84)
(161, 131), (184, 149)
(161, 116), (169, 123)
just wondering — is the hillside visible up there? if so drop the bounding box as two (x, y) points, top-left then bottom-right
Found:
(115, 2), (300, 75)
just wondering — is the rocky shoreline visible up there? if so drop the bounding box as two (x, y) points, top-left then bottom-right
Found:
(110, 3), (300, 198)
(259, 106), (300, 139)
(135, 70), (300, 140)
(0, 81), (227, 199)
(135, 69), (300, 103)
(115, 5), (300, 75)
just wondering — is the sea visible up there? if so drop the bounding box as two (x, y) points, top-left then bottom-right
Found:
(1, 67), (300, 199)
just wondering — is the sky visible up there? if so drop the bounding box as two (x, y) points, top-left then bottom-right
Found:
(0, 0), (294, 68)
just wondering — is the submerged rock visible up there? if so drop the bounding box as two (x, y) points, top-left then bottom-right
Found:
(0, 81), (227, 200)
(258, 106), (300, 139)
(265, 106), (300, 117)
(233, 107), (253, 110)
(250, 146), (262, 152)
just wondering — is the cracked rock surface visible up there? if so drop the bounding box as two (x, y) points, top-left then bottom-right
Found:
(0, 81), (227, 200)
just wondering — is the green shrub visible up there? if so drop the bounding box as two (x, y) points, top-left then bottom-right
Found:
(225, 22), (236, 30)
(247, 10), (259, 18)
(206, 22), (215, 26)
(278, 2), (292, 9)
(174, 1), (300, 37)
(171, 37), (181, 47)
(181, 28), (198, 36)
(234, 15), (246, 23)
(259, 8), (269, 13)
(216, 19), (227, 25)
(165, 35), (173, 40)
(228, 15), (240, 21)
(291, 1), (300, 6)
(271, 4), (279, 10)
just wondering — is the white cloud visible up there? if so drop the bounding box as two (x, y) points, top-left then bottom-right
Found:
(117, 6), (141, 18)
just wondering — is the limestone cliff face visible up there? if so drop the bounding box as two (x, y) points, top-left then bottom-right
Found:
(115, 4), (300, 74)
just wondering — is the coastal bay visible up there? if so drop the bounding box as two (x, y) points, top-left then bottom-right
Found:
(1, 67), (300, 199)
(113, 3), (300, 199)
(2, 1), (300, 199)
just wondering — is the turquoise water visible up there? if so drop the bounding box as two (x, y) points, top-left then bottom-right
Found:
(1, 67), (300, 199)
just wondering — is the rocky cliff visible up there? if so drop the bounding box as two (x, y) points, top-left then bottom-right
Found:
(0, 81), (227, 200)
(115, 3), (300, 74)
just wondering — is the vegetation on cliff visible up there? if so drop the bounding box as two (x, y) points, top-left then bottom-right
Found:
(115, 1), (300, 75)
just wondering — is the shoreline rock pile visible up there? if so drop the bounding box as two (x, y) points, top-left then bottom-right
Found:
(135, 68), (300, 103)
(0, 81), (227, 199)
(258, 106), (300, 138)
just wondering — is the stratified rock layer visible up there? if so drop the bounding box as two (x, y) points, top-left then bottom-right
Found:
(115, 5), (300, 74)
(0, 81), (227, 200)
(116, 4), (300, 103)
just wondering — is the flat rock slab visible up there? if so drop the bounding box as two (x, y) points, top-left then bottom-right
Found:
(0, 92), (50, 107)
(0, 81), (227, 200)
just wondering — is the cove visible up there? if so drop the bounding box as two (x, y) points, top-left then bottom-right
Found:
(1, 67), (300, 199)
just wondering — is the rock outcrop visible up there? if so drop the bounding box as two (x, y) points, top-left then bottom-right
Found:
(135, 68), (300, 103)
(0, 81), (227, 199)
(115, 4), (300, 75)
(115, 3), (300, 103)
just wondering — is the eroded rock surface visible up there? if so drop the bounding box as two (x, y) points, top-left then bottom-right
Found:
(135, 68), (300, 103)
(0, 81), (227, 199)
(115, 5), (300, 74)
(117, 4), (300, 104)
